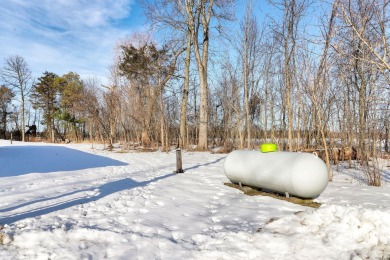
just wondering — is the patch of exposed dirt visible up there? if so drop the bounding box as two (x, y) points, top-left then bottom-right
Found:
(224, 183), (321, 208)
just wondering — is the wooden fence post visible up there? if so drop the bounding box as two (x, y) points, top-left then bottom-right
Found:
(176, 149), (184, 173)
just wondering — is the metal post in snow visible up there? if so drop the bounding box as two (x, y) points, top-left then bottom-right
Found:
(176, 149), (184, 173)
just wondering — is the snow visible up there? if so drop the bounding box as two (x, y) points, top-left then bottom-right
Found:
(0, 140), (389, 259)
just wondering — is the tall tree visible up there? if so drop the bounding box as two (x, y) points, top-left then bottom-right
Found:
(0, 85), (15, 139)
(307, 0), (338, 180)
(57, 72), (85, 141)
(184, 0), (213, 150)
(81, 77), (103, 146)
(140, 0), (191, 148)
(240, 0), (262, 148)
(141, 0), (234, 149)
(117, 37), (182, 147)
(143, 0), (195, 149)
(102, 85), (121, 148)
(269, 0), (307, 151)
(30, 71), (60, 143)
(179, 32), (192, 148)
(1, 55), (32, 142)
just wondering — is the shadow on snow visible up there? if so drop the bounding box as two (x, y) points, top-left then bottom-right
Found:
(0, 172), (176, 224)
(383, 168), (390, 182)
(184, 157), (226, 171)
(0, 145), (127, 177)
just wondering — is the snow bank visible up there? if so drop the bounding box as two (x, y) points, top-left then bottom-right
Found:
(259, 205), (390, 259)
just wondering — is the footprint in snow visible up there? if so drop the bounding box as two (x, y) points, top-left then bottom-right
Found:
(210, 216), (221, 223)
(139, 208), (149, 214)
(155, 201), (165, 206)
(209, 209), (218, 214)
(171, 231), (184, 241)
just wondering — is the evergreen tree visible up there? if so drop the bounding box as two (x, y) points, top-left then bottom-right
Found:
(0, 85), (15, 139)
(30, 71), (60, 142)
(56, 72), (85, 140)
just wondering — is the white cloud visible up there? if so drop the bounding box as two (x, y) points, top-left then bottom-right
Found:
(0, 0), (141, 84)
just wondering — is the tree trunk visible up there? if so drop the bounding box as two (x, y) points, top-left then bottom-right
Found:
(21, 95), (26, 142)
(385, 126), (389, 153)
(311, 0), (337, 180)
(160, 89), (166, 151)
(185, 0), (213, 151)
(243, 17), (251, 149)
(197, 69), (208, 150)
(179, 33), (191, 149)
(284, 0), (295, 152)
(285, 64), (293, 151)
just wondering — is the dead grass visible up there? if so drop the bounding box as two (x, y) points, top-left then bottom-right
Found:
(224, 183), (321, 208)
(114, 150), (130, 153)
(381, 153), (390, 159)
(136, 148), (158, 153)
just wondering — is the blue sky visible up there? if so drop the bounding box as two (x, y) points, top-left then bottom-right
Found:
(0, 0), (297, 85)
(0, 0), (146, 84)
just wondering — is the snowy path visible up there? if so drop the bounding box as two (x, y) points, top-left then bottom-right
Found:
(1, 141), (390, 259)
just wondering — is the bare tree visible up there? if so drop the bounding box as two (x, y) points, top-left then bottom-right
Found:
(216, 57), (241, 150)
(339, 0), (390, 74)
(308, 0), (339, 180)
(82, 77), (103, 146)
(240, 0), (262, 148)
(268, 0), (307, 151)
(330, 0), (389, 186)
(179, 32), (192, 148)
(1, 55), (33, 142)
(140, 0), (191, 148)
(183, 0), (214, 150)
(185, 0), (236, 150)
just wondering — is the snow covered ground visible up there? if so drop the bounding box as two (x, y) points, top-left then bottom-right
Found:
(0, 140), (389, 259)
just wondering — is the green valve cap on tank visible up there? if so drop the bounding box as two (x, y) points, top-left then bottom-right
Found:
(260, 143), (278, 153)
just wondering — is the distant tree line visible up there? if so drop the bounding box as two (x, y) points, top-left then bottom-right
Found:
(0, 0), (389, 186)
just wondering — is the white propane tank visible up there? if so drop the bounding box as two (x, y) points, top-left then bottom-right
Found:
(223, 150), (328, 198)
